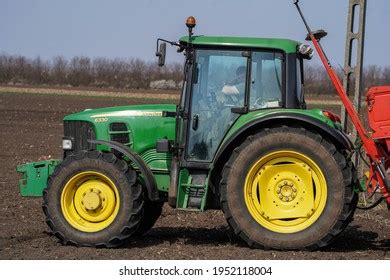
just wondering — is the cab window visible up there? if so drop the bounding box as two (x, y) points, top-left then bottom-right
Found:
(249, 51), (283, 110)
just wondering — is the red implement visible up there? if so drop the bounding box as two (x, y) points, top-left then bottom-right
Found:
(367, 86), (390, 149)
(294, 0), (390, 204)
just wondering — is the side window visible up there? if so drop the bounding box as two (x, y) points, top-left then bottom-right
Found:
(250, 52), (283, 110)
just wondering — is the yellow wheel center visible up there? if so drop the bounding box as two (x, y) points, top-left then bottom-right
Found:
(277, 182), (297, 202)
(83, 191), (101, 211)
(281, 186), (292, 197)
(61, 171), (120, 233)
(244, 151), (327, 234)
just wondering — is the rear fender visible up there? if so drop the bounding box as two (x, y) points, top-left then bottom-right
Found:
(212, 112), (352, 186)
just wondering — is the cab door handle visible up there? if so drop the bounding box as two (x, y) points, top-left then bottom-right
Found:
(192, 114), (199, 130)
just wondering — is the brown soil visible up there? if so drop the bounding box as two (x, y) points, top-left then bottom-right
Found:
(0, 92), (389, 259)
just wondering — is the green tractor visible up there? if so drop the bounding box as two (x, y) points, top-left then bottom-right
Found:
(17, 16), (358, 250)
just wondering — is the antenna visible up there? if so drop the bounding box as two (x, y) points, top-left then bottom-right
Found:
(293, 0), (312, 35)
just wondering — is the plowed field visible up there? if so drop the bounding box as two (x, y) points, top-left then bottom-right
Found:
(0, 91), (388, 259)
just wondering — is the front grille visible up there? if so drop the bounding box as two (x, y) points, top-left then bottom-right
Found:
(63, 121), (96, 156)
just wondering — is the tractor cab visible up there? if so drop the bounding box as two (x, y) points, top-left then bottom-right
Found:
(156, 17), (318, 210)
(178, 35), (305, 162)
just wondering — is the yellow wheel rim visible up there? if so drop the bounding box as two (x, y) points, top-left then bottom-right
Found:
(61, 171), (120, 232)
(244, 150), (327, 233)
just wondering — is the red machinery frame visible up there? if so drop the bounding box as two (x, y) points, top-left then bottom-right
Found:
(294, 1), (390, 204)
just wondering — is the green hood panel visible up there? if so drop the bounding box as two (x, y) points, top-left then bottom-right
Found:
(64, 104), (177, 121)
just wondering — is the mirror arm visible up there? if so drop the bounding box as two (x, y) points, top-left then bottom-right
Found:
(156, 38), (180, 52)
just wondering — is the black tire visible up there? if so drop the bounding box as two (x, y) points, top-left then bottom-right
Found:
(42, 150), (144, 248)
(134, 201), (164, 236)
(220, 127), (358, 250)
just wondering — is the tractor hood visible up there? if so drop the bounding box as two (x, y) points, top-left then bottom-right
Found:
(63, 104), (177, 122)
(63, 103), (177, 156)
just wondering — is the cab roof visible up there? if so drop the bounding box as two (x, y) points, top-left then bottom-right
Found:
(179, 36), (300, 53)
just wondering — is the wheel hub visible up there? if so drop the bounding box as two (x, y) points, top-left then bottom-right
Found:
(277, 181), (297, 202)
(83, 190), (102, 211)
(61, 172), (120, 232)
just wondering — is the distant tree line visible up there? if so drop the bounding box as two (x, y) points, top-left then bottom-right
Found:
(0, 54), (389, 93)
(304, 64), (390, 95)
(0, 54), (183, 89)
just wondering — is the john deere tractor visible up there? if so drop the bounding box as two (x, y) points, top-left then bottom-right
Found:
(17, 15), (360, 250)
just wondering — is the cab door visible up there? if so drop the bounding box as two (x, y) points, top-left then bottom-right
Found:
(186, 49), (248, 162)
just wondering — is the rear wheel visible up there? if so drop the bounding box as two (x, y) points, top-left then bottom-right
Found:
(220, 127), (358, 250)
(43, 150), (144, 248)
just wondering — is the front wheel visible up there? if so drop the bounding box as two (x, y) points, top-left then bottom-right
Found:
(134, 201), (164, 236)
(220, 127), (358, 250)
(43, 150), (144, 248)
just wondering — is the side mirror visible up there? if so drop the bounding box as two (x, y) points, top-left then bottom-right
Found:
(156, 42), (166, 67)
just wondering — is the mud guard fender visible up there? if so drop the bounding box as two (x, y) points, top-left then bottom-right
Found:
(214, 113), (353, 167)
(88, 139), (159, 201)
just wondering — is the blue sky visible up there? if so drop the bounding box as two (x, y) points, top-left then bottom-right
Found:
(0, 0), (389, 66)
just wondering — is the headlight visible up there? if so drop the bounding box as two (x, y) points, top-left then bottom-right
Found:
(62, 138), (73, 150)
